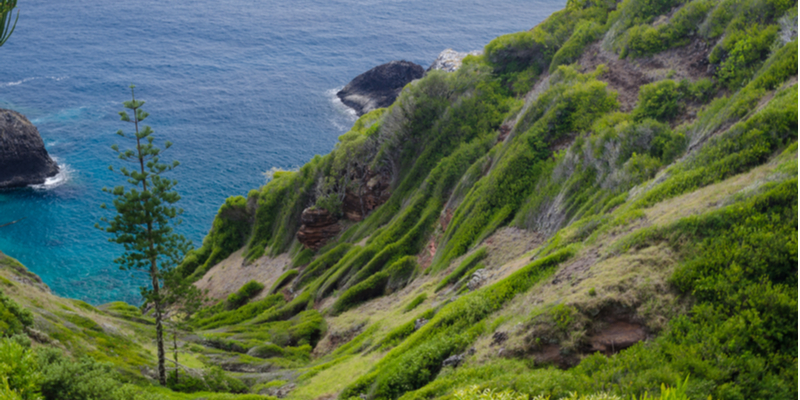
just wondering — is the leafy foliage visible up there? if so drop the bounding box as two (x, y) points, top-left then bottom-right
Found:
(97, 85), (190, 385)
(0, 289), (33, 336)
(225, 280), (265, 310)
(270, 270), (298, 294)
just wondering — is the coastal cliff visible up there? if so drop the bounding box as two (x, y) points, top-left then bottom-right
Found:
(1, 0), (797, 398)
(0, 108), (59, 188)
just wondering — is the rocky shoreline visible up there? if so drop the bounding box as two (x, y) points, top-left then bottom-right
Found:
(336, 49), (482, 116)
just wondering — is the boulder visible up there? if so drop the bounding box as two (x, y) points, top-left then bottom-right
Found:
(337, 60), (424, 116)
(0, 108), (59, 188)
(427, 49), (483, 73)
(467, 268), (486, 291)
(442, 353), (464, 368)
(296, 208), (341, 250)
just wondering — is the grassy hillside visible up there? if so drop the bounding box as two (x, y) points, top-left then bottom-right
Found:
(1, 0), (796, 398)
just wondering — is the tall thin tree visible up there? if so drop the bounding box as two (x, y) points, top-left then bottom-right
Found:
(0, 0), (18, 47)
(97, 85), (190, 385)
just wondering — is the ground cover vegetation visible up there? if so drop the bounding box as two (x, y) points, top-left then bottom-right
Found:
(1, 0), (797, 398)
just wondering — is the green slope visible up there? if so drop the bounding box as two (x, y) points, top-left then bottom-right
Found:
(1, 0), (797, 398)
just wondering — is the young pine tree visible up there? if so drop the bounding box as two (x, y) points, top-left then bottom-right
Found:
(97, 85), (191, 386)
(0, 0), (18, 47)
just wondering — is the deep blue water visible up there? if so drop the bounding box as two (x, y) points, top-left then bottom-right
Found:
(0, 0), (565, 305)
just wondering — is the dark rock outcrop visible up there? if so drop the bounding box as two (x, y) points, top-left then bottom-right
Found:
(0, 108), (59, 189)
(296, 208), (341, 250)
(337, 61), (424, 116)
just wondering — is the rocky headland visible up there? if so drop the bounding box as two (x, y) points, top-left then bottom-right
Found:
(0, 108), (59, 189)
(336, 60), (425, 116)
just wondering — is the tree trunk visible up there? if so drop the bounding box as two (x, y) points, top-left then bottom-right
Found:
(152, 268), (166, 386)
(173, 327), (179, 384)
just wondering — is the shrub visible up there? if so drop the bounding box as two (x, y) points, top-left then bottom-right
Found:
(192, 294), (284, 329)
(286, 310), (327, 347)
(616, 0), (713, 57)
(180, 195), (252, 281)
(550, 20), (604, 72)
(632, 80), (682, 122)
(226, 280), (265, 310)
(270, 270), (298, 294)
(454, 386), (533, 400)
(0, 289), (33, 337)
(435, 247), (488, 292)
(291, 248), (315, 268)
(0, 338), (40, 400)
(38, 352), (120, 400)
(201, 366), (249, 394)
(166, 371), (207, 394)
(711, 24), (780, 88)
(332, 257), (419, 314)
(404, 294), (428, 313)
(331, 270), (390, 315)
(295, 243), (352, 289)
(248, 343), (284, 359)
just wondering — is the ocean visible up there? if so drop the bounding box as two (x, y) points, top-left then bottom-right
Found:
(0, 0), (565, 304)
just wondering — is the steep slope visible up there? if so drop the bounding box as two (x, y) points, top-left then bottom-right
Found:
(1, 0), (796, 398)
(173, 0), (797, 397)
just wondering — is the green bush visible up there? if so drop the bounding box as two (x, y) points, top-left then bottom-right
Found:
(200, 366), (249, 394)
(436, 247), (488, 292)
(192, 293), (284, 329)
(295, 243), (352, 289)
(632, 80), (682, 122)
(248, 343), (285, 359)
(381, 309), (437, 350)
(226, 280), (265, 310)
(0, 338), (40, 400)
(711, 24), (779, 88)
(637, 82), (797, 207)
(291, 248), (315, 268)
(180, 195), (252, 281)
(0, 289), (33, 337)
(550, 20), (604, 72)
(331, 270), (390, 315)
(403, 294), (428, 313)
(270, 270), (298, 294)
(453, 386), (532, 400)
(286, 310), (327, 347)
(332, 257), (419, 314)
(38, 351), (120, 400)
(616, 0), (713, 57)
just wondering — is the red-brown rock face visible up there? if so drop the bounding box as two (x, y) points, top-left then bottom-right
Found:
(342, 170), (391, 222)
(297, 168), (391, 249)
(296, 208), (341, 250)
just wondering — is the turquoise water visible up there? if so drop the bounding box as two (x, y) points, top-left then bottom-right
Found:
(0, 0), (565, 304)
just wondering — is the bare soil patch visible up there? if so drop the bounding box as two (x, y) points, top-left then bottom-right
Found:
(194, 249), (291, 302)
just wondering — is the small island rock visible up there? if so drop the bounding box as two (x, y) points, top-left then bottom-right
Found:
(337, 60), (425, 116)
(0, 108), (59, 189)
